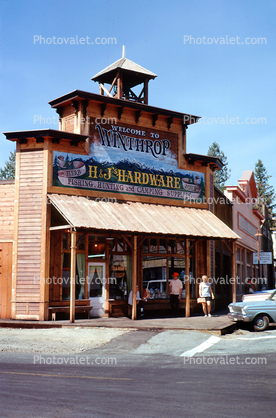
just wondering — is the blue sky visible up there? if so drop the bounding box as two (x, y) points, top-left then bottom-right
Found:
(1, 0), (275, 193)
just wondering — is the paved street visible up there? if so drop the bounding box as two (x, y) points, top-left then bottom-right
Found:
(1, 326), (276, 417)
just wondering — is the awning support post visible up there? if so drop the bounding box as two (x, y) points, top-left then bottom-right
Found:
(70, 230), (77, 323)
(185, 238), (190, 317)
(131, 235), (138, 320)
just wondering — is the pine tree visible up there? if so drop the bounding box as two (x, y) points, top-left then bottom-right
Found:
(0, 150), (16, 179)
(254, 159), (276, 218)
(207, 142), (231, 190)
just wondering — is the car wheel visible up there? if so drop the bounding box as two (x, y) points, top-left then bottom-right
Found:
(253, 315), (269, 332)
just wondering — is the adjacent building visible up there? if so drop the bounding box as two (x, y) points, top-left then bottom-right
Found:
(224, 170), (274, 299)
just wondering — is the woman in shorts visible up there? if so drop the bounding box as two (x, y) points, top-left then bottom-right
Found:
(199, 275), (214, 317)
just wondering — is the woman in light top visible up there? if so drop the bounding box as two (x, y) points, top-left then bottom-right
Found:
(199, 275), (214, 317)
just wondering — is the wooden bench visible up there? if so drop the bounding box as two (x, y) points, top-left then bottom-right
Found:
(49, 305), (92, 321)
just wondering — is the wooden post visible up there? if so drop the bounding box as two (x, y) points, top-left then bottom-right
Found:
(105, 237), (110, 317)
(207, 240), (211, 279)
(232, 240), (236, 303)
(131, 235), (137, 320)
(117, 74), (123, 100)
(11, 142), (21, 319)
(144, 79), (148, 104)
(185, 238), (190, 317)
(70, 230), (77, 323)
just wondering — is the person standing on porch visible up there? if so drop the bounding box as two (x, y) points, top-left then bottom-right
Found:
(199, 275), (214, 317)
(169, 272), (183, 316)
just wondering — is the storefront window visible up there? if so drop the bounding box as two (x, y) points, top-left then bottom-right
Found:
(143, 256), (167, 299)
(109, 254), (131, 300)
(63, 233), (69, 250)
(142, 238), (149, 253)
(149, 238), (158, 253)
(168, 239), (176, 254)
(159, 239), (167, 253)
(77, 233), (86, 251)
(88, 235), (106, 259)
(176, 240), (185, 255)
(62, 252), (70, 300)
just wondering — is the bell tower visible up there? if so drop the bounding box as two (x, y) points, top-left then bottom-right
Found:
(91, 46), (157, 104)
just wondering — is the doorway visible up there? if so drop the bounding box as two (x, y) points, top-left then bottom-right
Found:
(88, 262), (106, 317)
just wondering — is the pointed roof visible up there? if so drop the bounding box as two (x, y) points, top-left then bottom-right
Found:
(91, 57), (157, 86)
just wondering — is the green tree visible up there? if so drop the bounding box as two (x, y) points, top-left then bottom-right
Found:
(0, 150), (16, 179)
(254, 159), (276, 217)
(207, 142), (231, 190)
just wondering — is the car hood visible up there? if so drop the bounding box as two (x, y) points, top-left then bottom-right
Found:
(229, 300), (274, 309)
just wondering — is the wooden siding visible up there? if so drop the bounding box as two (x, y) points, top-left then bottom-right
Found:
(16, 150), (44, 318)
(0, 183), (15, 240)
(0, 242), (13, 318)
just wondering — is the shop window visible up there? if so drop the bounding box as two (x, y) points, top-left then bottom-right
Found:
(159, 239), (167, 254)
(62, 252), (85, 300)
(143, 256), (167, 299)
(109, 254), (131, 300)
(189, 241), (195, 255)
(143, 238), (149, 253)
(149, 238), (158, 253)
(176, 240), (185, 255)
(236, 248), (240, 262)
(77, 233), (86, 251)
(62, 253), (70, 300)
(63, 233), (69, 250)
(109, 236), (132, 254)
(117, 236), (124, 252)
(88, 235), (106, 259)
(168, 239), (176, 254)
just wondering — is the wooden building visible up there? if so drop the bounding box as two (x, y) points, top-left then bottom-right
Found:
(2, 52), (239, 321)
(224, 171), (266, 299)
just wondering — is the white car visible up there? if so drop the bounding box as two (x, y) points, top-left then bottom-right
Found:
(242, 289), (274, 302)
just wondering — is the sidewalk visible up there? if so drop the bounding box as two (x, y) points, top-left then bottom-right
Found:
(0, 310), (236, 335)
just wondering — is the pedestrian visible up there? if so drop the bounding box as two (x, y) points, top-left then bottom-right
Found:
(128, 285), (144, 317)
(169, 272), (183, 316)
(199, 275), (214, 317)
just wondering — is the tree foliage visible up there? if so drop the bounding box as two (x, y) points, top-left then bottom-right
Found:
(254, 159), (276, 218)
(207, 141), (231, 190)
(0, 150), (16, 180)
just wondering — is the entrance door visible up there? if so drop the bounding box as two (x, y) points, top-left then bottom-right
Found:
(0, 242), (13, 319)
(88, 262), (105, 317)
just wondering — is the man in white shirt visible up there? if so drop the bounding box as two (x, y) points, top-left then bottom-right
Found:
(169, 272), (183, 316)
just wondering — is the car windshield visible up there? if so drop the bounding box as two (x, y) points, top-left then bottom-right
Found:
(267, 290), (276, 300)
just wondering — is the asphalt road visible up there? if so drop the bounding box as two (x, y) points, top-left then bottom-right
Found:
(1, 328), (276, 418)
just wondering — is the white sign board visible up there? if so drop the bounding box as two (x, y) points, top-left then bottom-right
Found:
(253, 252), (273, 264)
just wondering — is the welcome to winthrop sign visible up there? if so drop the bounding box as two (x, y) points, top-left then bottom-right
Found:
(53, 121), (205, 201)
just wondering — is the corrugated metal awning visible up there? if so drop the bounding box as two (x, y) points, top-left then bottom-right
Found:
(48, 194), (240, 240)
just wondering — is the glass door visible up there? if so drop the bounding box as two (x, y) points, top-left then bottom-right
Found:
(88, 262), (106, 317)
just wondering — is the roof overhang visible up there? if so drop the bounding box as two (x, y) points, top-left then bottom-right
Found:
(185, 153), (223, 171)
(48, 194), (240, 240)
(48, 90), (201, 125)
(3, 129), (88, 145)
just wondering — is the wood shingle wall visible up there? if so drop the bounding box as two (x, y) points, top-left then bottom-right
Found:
(15, 150), (44, 319)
